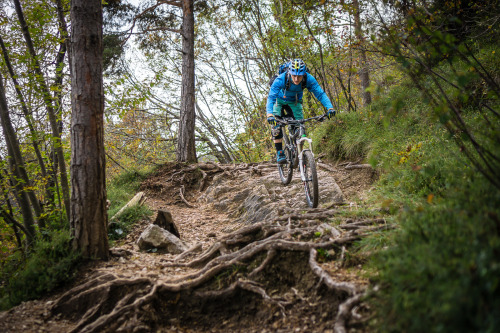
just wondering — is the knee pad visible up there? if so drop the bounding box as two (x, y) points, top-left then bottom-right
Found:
(271, 125), (283, 139)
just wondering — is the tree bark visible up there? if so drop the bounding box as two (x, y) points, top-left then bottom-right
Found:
(0, 167), (24, 249)
(352, 0), (371, 106)
(70, 0), (109, 260)
(0, 75), (36, 243)
(176, 0), (197, 163)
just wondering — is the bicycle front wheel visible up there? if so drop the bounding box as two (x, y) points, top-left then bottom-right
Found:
(302, 150), (319, 208)
(278, 136), (293, 185)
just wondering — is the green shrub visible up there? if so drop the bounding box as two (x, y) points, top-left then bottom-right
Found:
(313, 84), (433, 165)
(0, 230), (81, 310)
(370, 177), (500, 332)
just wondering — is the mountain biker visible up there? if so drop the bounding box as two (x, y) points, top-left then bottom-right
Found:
(266, 59), (336, 164)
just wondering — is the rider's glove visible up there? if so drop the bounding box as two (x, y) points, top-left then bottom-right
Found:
(326, 108), (336, 119)
(267, 116), (276, 126)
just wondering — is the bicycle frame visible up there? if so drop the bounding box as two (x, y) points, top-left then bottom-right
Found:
(275, 114), (325, 207)
(277, 115), (324, 181)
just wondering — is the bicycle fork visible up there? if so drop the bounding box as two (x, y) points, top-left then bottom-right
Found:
(296, 137), (313, 182)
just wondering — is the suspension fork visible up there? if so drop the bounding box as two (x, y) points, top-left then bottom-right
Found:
(296, 136), (314, 181)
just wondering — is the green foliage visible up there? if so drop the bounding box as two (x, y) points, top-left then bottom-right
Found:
(0, 230), (81, 310)
(107, 168), (151, 217)
(377, 0), (500, 189)
(313, 83), (433, 166)
(370, 178), (500, 332)
(107, 169), (153, 242)
(108, 205), (152, 241)
(313, 34), (499, 330)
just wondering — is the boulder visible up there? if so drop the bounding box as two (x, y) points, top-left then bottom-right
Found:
(153, 210), (180, 238)
(137, 224), (187, 254)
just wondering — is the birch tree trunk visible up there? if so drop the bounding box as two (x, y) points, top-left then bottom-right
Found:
(176, 0), (197, 163)
(70, 0), (109, 260)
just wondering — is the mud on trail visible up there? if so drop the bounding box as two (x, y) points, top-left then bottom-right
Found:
(0, 160), (385, 333)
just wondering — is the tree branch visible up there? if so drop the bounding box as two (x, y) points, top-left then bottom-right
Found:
(157, 0), (182, 8)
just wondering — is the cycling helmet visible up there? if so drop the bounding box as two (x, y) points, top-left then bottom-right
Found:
(289, 59), (307, 76)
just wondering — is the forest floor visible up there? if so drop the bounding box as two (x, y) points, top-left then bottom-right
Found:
(0, 159), (385, 333)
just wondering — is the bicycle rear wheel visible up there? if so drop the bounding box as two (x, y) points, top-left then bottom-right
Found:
(278, 135), (293, 185)
(302, 150), (319, 208)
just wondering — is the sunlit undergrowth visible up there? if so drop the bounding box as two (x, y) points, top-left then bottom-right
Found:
(107, 168), (152, 218)
(108, 205), (152, 241)
(107, 168), (154, 243)
(313, 53), (499, 330)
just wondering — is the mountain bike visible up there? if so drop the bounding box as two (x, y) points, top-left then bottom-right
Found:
(275, 115), (326, 208)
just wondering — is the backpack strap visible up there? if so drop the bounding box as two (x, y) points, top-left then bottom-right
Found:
(285, 73), (291, 90)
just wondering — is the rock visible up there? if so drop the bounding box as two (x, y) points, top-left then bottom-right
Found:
(235, 185), (276, 224)
(198, 172), (232, 203)
(153, 210), (180, 238)
(137, 224), (188, 254)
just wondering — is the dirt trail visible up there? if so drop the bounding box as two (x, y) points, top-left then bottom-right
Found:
(0, 160), (380, 333)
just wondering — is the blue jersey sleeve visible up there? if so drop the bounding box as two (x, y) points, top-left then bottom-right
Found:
(266, 73), (286, 115)
(305, 74), (333, 110)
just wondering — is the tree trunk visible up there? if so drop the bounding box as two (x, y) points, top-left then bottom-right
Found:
(70, 0), (109, 260)
(176, 0), (197, 163)
(0, 35), (54, 209)
(352, 0), (371, 106)
(0, 75), (36, 243)
(0, 168), (24, 249)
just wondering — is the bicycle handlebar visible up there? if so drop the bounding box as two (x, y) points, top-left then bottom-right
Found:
(274, 114), (326, 125)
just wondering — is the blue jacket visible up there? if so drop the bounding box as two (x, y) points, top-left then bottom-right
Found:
(266, 72), (333, 115)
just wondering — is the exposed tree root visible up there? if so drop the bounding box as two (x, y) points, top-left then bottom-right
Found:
(179, 185), (196, 208)
(338, 218), (386, 229)
(318, 162), (337, 172)
(51, 208), (380, 332)
(344, 164), (372, 170)
(334, 293), (365, 333)
(308, 248), (358, 295)
(173, 242), (202, 261)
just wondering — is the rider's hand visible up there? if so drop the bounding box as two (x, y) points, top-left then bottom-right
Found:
(267, 115), (276, 126)
(326, 108), (336, 119)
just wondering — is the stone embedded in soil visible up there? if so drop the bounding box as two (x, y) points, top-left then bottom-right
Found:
(137, 224), (188, 253)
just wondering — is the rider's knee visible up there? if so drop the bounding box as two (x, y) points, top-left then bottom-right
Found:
(271, 125), (283, 140)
